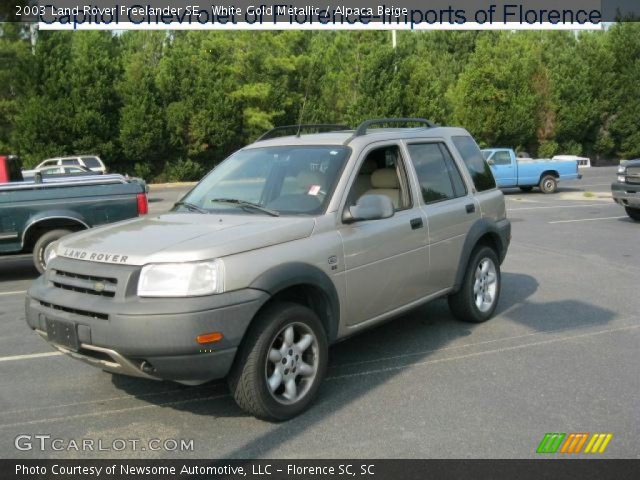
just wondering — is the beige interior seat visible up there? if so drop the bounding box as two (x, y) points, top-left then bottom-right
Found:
(363, 168), (400, 208)
(353, 158), (378, 199)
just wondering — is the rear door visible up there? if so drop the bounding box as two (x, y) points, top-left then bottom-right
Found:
(404, 140), (481, 294)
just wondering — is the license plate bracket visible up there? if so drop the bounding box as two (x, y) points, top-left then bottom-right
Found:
(45, 318), (79, 351)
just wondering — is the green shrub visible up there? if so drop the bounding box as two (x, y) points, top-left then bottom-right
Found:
(165, 158), (204, 182)
(538, 140), (559, 158)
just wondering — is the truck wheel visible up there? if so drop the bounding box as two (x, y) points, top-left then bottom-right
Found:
(519, 186), (533, 192)
(228, 302), (328, 421)
(32, 229), (72, 274)
(448, 246), (501, 323)
(625, 207), (640, 221)
(539, 175), (557, 194)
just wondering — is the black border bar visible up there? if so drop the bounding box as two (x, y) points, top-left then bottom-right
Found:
(4, 459), (640, 480)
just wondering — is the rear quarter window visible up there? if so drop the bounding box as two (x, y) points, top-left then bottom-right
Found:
(451, 136), (496, 192)
(81, 157), (101, 168)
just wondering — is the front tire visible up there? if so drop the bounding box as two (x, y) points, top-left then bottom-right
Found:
(228, 302), (328, 421)
(448, 246), (501, 323)
(32, 229), (72, 274)
(625, 207), (640, 221)
(539, 175), (558, 194)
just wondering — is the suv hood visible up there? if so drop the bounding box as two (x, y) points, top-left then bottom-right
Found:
(56, 213), (316, 266)
(621, 159), (640, 167)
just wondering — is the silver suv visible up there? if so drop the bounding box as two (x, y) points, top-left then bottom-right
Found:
(26, 119), (510, 420)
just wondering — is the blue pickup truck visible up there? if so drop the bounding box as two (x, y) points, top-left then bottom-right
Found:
(481, 148), (581, 193)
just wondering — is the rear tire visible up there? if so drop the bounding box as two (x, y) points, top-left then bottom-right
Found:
(448, 246), (501, 323)
(519, 186), (533, 192)
(625, 207), (640, 221)
(539, 175), (558, 194)
(227, 302), (328, 421)
(32, 229), (72, 274)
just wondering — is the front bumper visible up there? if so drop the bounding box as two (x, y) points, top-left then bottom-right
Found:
(25, 259), (269, 383)
(611, 182), (640, 209)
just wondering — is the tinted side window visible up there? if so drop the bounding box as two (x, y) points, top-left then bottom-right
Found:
(61, 158), (80, 166)
(451, 136), (496, 192)
(440, 144), (467, 197)
(82, 157), (101, 168)
(407, 143), (456, 203)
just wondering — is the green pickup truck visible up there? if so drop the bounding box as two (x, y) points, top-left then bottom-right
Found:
(0, 165), (148, 272)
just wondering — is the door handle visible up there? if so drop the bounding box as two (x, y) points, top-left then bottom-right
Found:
(465, 203), (476, 214)
(410, 218), (423, 230)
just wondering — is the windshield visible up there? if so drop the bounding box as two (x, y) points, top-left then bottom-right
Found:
(180, 145), (350, 216)
(481, 150), (492, 160)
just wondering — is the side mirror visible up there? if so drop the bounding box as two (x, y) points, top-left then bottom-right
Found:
(343, 194), (395, 223)
(487, 159), (495, 166)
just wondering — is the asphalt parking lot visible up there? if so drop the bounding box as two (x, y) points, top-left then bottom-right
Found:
(1, 166), (638, 459)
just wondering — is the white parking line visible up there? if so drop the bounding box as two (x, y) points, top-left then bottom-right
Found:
(0, 290), (27, 297)
(508, 203), (617, 211)
(0, 393), (229, 429)
(1, 323), (637, 429)
(549, 216), (626, 224)
(328, 324), (640, 381)
(0, 352), (61, 363)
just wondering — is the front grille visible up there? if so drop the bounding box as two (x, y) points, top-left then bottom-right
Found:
(626, 166), (640, 185)
(51, 269), (117, 298)
(39, 301), (108, 320)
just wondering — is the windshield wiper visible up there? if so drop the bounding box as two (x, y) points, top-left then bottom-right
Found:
(174, 201), (209, 214)
(210, 198), (280, 217)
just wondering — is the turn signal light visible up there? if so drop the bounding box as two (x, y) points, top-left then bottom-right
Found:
(196, 332), (223, 344)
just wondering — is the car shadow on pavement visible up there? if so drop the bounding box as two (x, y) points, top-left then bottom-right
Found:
(501, 187), (584, 195)
(616, 216), (637, 224)
(499, 273), (616, 332)
(0, 256), (39, 282)
(109, 271), (616, 457)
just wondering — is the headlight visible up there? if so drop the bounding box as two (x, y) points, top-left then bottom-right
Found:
(137, 260), (224, 297)
(43, 242), (58, 267)
(618, 175), (626, 183)
(618, 166), (626, 174)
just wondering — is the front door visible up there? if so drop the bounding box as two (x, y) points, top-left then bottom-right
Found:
(338, 144), (429, 326)
(489, 150), (517, 187)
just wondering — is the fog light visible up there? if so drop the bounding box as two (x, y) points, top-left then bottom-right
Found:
(618, 175), (626, 182)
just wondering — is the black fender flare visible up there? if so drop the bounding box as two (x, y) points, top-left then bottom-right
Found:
(250, 262), (340, 343)
(452, 218), (510, 292)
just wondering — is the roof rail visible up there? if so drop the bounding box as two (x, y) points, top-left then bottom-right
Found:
(351, 118), (435, 139)
(256, 124), (351, 142)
